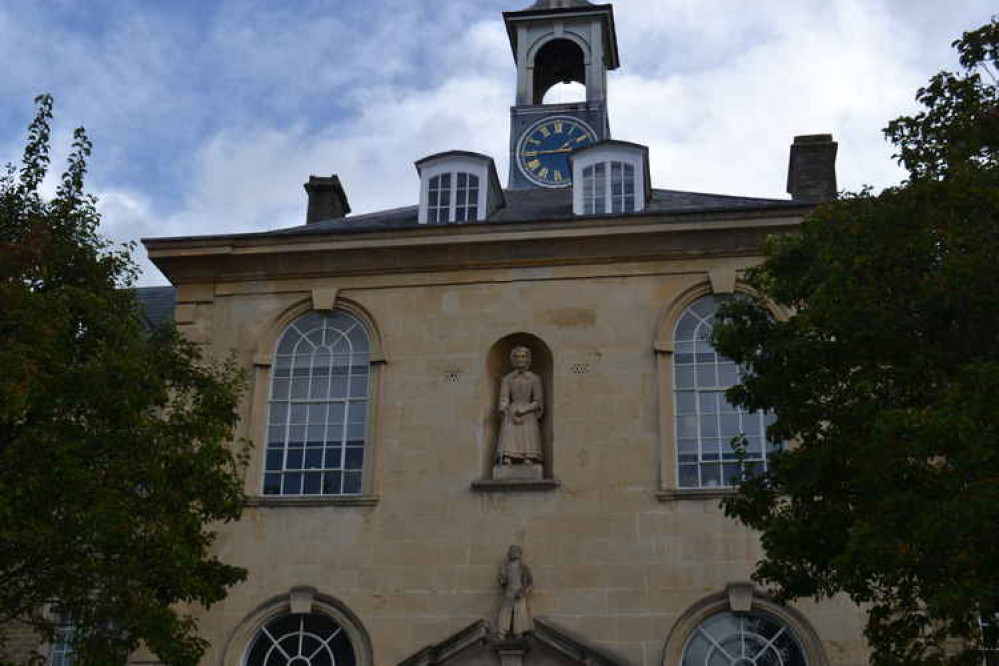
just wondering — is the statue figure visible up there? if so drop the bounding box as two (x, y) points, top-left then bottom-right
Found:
(496, 346), (544, 466)
(497, 545), (534, 638)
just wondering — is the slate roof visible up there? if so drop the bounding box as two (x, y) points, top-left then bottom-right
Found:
(134, 286), (176, 327)
(259, 187), (806, 238)
(525, 0), (595, 8)
(145, 186), (808, 245)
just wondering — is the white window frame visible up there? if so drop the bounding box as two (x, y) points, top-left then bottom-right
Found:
(425, 171), (481, 224)
(572, 144), (645, 215)
(418, 157), (489, 224)
(245, 611), (358, 666)
(672, 295), (779, 490)
(580, 160), (636, 214)
(264, 310), (372, 497)
(681, 610), (809, 666)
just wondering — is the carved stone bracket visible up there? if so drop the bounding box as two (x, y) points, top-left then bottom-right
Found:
(726, 581), (755, 613)
(289, 586), (316, 614)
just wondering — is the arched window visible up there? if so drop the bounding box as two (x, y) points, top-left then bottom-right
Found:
(245, 612), (357, 666)
(673, 295), (779, 489)
(265, 311), (370, 496)
(682, 610), (808, 666)
(427, 172), (480, 224)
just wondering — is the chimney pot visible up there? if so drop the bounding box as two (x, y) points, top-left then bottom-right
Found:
(304, 175), (351, 224)
(787, 134), (838, 203)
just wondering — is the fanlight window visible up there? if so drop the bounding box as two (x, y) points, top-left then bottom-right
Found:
(427, 172), (480, 224)
(266, 311), (370, 496)
(582, 160), (635, 214)
(245, 613), (356, 666)
(682, 611), (807, 666)
(673, 295), (779, 489)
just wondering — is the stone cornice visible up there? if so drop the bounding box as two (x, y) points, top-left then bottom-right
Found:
(144, 210), (804, 285)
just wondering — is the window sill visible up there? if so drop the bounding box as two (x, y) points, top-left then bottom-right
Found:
(470, 478), (561, 492)
(246, 494), (380, 508)
(656, 487), (737, 502)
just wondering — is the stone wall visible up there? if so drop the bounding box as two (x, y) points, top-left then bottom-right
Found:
(178, 254), (870, 666)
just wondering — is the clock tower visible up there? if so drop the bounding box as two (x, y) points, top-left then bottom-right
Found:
(503, 0), (620, 189)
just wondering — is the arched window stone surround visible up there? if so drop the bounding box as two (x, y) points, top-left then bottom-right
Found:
(220, 587), (373, 666)
(662, 584), (829, 666)
(246, 291), (385, 506)
(653, 274), (785, 500)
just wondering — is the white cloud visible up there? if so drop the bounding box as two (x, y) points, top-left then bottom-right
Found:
(609, 0), (924, 197)
(15, 0), (993, 286)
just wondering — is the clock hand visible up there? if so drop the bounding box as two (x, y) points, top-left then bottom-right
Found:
(522, 148), (573, 156)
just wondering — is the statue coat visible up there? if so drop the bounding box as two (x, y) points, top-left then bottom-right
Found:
(497, 370), (544, 464)
(497, 560), (534, 637)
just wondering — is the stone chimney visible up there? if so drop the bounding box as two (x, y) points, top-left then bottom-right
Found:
(787, 134), (838, 203)
(304, 175), (351, 224)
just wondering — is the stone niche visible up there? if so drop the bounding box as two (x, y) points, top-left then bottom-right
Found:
(480, 332), (555, 483)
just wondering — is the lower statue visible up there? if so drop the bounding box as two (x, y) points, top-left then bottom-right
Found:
(497, 346), (544, 466)
(497, 545), (534, 638)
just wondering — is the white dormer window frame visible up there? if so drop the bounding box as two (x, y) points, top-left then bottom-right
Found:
(418, 157), (491, 225)
(571, 144), (647, 216)
(426, 171), (481, 224)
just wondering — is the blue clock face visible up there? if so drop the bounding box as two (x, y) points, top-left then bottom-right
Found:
(516, 116), (597, 188)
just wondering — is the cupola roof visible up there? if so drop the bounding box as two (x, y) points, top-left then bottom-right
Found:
(503, 0), (620, 71)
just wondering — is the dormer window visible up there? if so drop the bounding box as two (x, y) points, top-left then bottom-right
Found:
(427, 172), (481, 224)
(571, 140), (651, 216)
(416, 152), (505, 225)
(427, 173), (451, 223)
(582, 161), (636, 214)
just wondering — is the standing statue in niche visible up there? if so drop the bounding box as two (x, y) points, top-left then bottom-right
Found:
(497, 545), (534, 639)
(497, 346), (544, 467)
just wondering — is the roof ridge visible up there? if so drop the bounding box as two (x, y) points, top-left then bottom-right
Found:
(651, 187), (791, 204)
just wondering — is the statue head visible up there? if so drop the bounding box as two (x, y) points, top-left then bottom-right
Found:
(507, 544), (523, 561)
(509, 346), (532, 371)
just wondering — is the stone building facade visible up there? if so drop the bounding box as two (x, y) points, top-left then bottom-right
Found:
(24, 1), (871, 665)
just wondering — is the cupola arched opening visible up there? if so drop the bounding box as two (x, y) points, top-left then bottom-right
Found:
(482, 333), (555, 478)
(533, 38), (586, 105)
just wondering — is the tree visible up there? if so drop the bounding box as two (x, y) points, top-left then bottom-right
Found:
(711, 19), (999, 666)
(0, 96), (249, 666)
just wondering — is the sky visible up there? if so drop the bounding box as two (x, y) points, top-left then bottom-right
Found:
(1, 0), (995, 285)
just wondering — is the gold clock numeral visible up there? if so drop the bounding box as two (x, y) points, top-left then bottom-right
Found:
(575, 134), (590, 144)
(539, 126), (551, 138)
(553, 170), (563, 182)
(553, 120), (564, 134)
(527, 138), (541, 146)
(522, 150), (538, 157)
(538, 167), (550, 179)
(527, 159), (541, 170)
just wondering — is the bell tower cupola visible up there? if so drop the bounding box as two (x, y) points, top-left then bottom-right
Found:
(504, 0), (620, 190)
